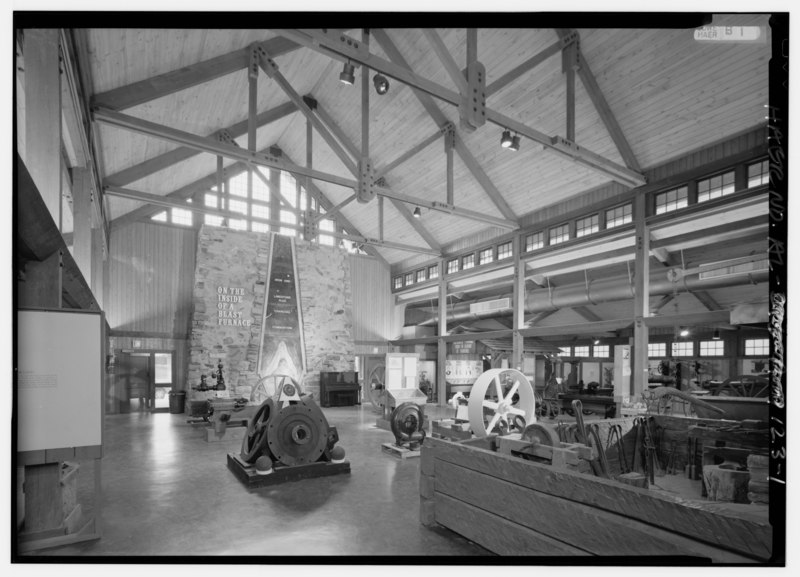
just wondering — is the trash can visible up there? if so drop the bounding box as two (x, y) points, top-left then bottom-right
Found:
(168, 390), (186, 414)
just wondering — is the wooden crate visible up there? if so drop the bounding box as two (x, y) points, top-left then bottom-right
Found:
(419, 436), (772, 561)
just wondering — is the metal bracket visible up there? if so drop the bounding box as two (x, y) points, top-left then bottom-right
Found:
(461, 61), (487, 129)
(356, 157), (376, 203)
(249, 45), (260, 79)
(256, 45), (279, 78)
(431, 200), (455, 213)
(559, 30), (580, 49)
(441, 122), (456, 150)
(217, 130), (239, 147)
(315, 29), (370, 60)
(303, 211), (319, 240)
(550, 135), (582, 157)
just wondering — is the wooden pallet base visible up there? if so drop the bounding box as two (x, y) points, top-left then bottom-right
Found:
(431, 419), (473, 441)
(382, 443), (421, 459)
(226, 453), (350, 489)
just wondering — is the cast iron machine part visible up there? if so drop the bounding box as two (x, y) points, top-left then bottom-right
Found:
(366, 364), (386, 413)
(467, 369), (536, 438)
(239, 395), (343, 469)
(390, 402), (427, 450)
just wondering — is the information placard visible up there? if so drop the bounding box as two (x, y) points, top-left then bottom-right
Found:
(17, 309), (103, 453)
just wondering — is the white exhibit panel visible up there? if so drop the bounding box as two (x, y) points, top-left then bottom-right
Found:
(17, 309), (103, 453)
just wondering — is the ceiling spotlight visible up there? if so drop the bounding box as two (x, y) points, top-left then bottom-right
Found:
(500, 129), (513, 148)
(594, 338), (600, 345)
(679, 327), (690, 337)
(373, 73), (389, 95)
(712, 329), (721, 340)
(339, 61), (355, 85)
(413, 206), (422, 218)
(508, 134), (521, 152)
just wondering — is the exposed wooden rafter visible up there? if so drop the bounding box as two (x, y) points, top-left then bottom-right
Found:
(422, 29), (468, 93)
(486, 39), (562, 97)
(282, 29), (646, 187)
(104, 100), (297, 187)
(555, 28), (642, 173)
(91, 36), (302, 111)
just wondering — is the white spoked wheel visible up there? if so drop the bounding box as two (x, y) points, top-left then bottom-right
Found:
(468, 369), (536, 437)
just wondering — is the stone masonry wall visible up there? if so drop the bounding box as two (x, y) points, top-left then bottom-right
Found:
(187, 226), (354, 404)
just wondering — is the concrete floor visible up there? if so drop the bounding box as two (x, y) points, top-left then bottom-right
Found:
(30, 402), (491, 558)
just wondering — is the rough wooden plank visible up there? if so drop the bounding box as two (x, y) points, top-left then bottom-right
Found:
(419, 497), (436, 527)
(420, 443), (435, 477)
(23, 463), (64, 533)
(226, 453), (350, 489)
(382, 443), (421, 459)
(44, 448), (75, 463)
(17, 450), (47, 467)
(435, 459), (751, 561)
(430, 436), (772, 560)
(419, 473), (435, 499)
(434, 492), (589, 556)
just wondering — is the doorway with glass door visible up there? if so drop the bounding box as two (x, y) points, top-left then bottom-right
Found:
(114, 351), (174, 413)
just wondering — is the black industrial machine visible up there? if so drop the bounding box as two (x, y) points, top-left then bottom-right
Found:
(227, 378), (350, 487)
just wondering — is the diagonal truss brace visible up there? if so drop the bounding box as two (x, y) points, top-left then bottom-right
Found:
(278, 28), (646, 188)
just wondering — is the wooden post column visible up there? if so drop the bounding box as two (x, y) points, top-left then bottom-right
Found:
(437, 267), (448, 406)
(632, 196), (650, 399)
(24, 29), (62, 228)
(511, 234), (525, 372)
(72, 168), (92, 285)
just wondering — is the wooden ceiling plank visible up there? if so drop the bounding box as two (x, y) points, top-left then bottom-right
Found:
(555, 29), (642, 173)
(453, 133), (518, 222)
(375, 129), (443, 179)
(93, 107), (358, 189)
(287, 28), (646, 187)
(91, 36), (301, 111)
(422, 29), (468, 94)
(258, 49), (358, 177)
(691, 290), (723, 312)
(486, 40), (562, 97)
(312, 100), (360, 159)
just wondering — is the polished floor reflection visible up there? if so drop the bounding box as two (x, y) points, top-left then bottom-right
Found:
(34, 402), (489, 557)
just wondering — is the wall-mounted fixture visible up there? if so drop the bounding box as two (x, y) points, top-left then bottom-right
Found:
(339, 61), (355, 85)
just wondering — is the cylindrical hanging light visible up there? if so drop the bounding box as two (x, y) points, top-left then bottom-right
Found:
(509, 134), (521, 152)
(500, 129), (513, 148)
(413, 207), (422, 218)
(339, 61), (355, 85)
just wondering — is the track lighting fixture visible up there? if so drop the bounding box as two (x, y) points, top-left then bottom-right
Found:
(712, 329), (721, 340)
(339, 61), (355, 85)
(679, 327), (690, 337)
(594, 338), (600, 345)
(413, 207), (422, 218)
(500, 129), (513, 148)
(509, 134), (521, 152)
(373, 73), (389, 95)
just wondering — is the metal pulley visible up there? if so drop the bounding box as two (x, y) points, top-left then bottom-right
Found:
(266, 398), (330, 466)
(390, 402), (426, 449)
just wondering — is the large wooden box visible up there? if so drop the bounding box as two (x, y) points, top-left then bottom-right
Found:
(419, 436), (772, 562)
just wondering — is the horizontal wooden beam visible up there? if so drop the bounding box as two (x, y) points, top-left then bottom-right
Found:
(93, 107), (357, 190)
(91, 36), (301, 111)
(105, 100), (298, 187)
(281, 28), (646, 187)
(379, 188), (519, 230)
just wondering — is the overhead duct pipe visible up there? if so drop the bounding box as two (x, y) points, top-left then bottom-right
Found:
(407, 268), (769, 327)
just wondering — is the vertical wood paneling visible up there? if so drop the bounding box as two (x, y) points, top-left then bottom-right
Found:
(349, 254), (393, 346)
(107, 222), (196, 335)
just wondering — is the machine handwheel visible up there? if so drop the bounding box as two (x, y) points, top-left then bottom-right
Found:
(240, 398), (276, 463)
(467, 369), (536, 438)
(366, 364), (386, 413)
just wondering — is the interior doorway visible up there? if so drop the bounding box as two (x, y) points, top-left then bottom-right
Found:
(112, 351), (174, 413)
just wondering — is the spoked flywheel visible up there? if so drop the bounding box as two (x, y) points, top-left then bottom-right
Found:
(467, 369), (536, 437)
(266, 400), (329, 466)
(250, 374), (302, 405)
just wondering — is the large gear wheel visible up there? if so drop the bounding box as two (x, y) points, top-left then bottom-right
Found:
(467, 369), (536, 437)
(366, 364), (385, 412)
(266, 400), (329, 466)
(250, 374), (303, 405)
(240, 398), (276, 463)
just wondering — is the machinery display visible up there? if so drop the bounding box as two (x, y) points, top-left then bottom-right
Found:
(389, 402), (426, 450)
(227, 376), (350, 487)
(467, 369), (535, 437)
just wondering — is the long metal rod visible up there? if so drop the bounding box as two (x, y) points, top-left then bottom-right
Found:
(278, 28), (646, 187)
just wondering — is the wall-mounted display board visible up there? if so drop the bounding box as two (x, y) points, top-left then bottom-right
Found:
(17, 309), (103, 453)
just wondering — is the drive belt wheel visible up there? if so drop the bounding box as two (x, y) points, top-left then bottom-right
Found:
(267, 400), (329, 466)
(520, 423), (558, 447)
(390, 402), (422, 441)
(240, 398), (276, 463)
